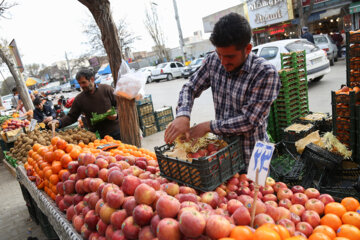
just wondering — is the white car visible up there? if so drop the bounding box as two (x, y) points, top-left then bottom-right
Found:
(151, 62), (185, 82)
(252, 39), (330, 81)
(97, 74), (115, 87)
(136, 66), (155, 83)
(313, 34), (338, 66)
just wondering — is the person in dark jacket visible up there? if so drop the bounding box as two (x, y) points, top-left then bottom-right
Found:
(48, 68), (120, 139)
(33, 97), (56, 124)
(301, 26), (314, 44)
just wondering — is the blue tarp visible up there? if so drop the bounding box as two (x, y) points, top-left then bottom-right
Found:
(98, 64), (111, 75)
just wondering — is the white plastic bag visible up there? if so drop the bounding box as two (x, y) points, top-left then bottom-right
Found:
(114, 62), (147, 100)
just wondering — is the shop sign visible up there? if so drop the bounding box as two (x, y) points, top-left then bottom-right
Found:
(302, 0), (328, 7)
(270, 28), (285, 35)
(245, 0), (294, 29)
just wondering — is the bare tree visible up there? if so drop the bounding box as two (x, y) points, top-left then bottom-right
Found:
(25, 63), (42, 77)
(0, 0), (17, 19)
(83, 17), (140, 59)
(144, 3), (169, 63)
(297, 0), (316, 35)
(78, 0), (141, 147)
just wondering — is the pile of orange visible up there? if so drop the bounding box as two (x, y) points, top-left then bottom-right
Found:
(305, 197), (360, 240)
(24, 135), (157, 200)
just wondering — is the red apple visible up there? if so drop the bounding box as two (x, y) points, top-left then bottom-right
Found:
(179, 186), (196, 194)
(106, 189), (125, 209)
(122, 175), (141, 196)
(121, 216), (140, 240)
(277, 188), (293, 200)
(304, 188), (320, 199)
(75, 201), (86, 215)
(265, 200), (278, 208)
(277, 206), (291, 221)
(150, 214), (161, 235)
(162, 182), (180, 196)
(110, 209), (127, 229)
(98, 168), (109, 182)
(63, 179), (75, 194)
(77, 165), (87, 179)
(156, 195), (180, 219)
(138, 226), (155, 240)
(266, 177), (276, 187)
(305, 199), (324, 215)
(291, 185), (305, 193)
(200, 191), (219, 209)
(80, 222), (92, 239)
(88, 192), (100, 210)
(89, 178), (104, 193)
(95, 199), (104, 215)
(180, 201), (200, 210)
(244, 199), (266, 215)
(68, 161), (79, 174)
(66, 205), (76, 221)
(261, 185), (274, 195)
(57, 182), (65, 196)
(296, 221), (314, 237)
(83, 153), (96, 166)
(226, 191), (238, 200)
(250, 190), (263, 199)
(216, 187), (227, 198)
(83, 177), (92, 193)
(111, 230), (125, 240)
(263, 194), (277, 202)
(72, 214), (84, 233)
(301, 210), (320, 228)
(291, 212), (301, 225)
(157, 218), (181, 240)
(95, 158), (109, 169)
(96, 219), (108, 236)
(278, 218), (296, 236)
(179, 209), (206, 238)
(232, 205), (251, 225)
(265, 204), (281, 222)
(274, 182), (288, 192)
(108, 170), (124, 186)
(227, 199), (243, 215)
(238, 195), (253, 205)
(105, 225), (116, 239)
(318, 194), (335, 206)
(123, 196), (137, 216)
(73, 194), (84, 205)
(279, 199), (292, 209)
(253, 213), (275, 228)
(291, 193), (309, 206)
(101, 183), (119, 200)
(290, 204), (306, 216)
(205, 215), (231, 239)
(85, 210), (100, 231)
(133, 204), (154, 226)
(86, 163), (99, 178)
(134, 183), (156, 205)
(178, 193), (198, 203)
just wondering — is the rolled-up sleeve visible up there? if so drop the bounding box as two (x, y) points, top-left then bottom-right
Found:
(176, 59), (211, 118)
(210, 68), (280, 135)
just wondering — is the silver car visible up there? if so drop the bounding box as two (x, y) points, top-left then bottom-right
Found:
(313, 34), (338, 66)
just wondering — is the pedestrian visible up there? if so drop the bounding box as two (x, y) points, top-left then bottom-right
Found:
(32, 97), (56, 126)
(332, 31), (343, 58)
(301, 26), (315, 44)
(164, 13), (281, 165)
(48, 68), (120, 139)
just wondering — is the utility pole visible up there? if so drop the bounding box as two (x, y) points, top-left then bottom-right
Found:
(172, 0), (186, 63)
(65, 51), (72, 81)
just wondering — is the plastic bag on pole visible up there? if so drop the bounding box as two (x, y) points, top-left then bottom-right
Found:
(114, 62), (147, 100)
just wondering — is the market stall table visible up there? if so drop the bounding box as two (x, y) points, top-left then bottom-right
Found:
(16, 166), (82, 240)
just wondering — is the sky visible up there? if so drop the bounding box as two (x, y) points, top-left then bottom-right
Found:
(0, 0), (242, 70)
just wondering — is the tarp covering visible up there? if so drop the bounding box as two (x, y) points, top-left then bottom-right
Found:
(25, 77), (42, 86)
(97, 64), (111, 75)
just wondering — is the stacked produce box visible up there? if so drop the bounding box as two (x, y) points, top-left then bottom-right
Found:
(136, 95), (158, 137)
(268, 51), (309, 143)
(346, 30), (360, 88)
(154, 106), (174, 131)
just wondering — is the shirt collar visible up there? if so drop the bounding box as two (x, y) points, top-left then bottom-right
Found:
(225, 52), (253, 77)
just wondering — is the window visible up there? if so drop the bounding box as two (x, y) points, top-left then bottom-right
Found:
(176, 63), (184, 67)
(259, 47), (278, 60)
(286, 40), (319, 54)
(252, 49), (259, 55)
(156, 63), (166, 69)
(170, 63), (176, 68)
(314, 36), (328, 44)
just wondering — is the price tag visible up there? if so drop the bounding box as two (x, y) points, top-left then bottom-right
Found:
(29, 119), (37, 131)
(247, 141), (275, 187)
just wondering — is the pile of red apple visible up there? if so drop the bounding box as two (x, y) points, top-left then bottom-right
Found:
(2, 118), (30, 132)
(52, 149), (334, 240)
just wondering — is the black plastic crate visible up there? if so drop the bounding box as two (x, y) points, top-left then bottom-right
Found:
(0, 139), (14, 151)
(136, 94), (152, 106)
(283, 123), (315, 142)
(137, 102), (154, 117)
(155, 139), (244, 192)
(297, 112), (331, 133)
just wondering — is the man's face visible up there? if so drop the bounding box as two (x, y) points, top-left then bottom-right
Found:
(77, 76), (95, 93)
(36, 102), (43, 110)
(215, 44), (252, 72)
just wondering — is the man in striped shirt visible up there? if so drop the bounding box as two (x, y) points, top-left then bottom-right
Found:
(164, 13), (280, 164)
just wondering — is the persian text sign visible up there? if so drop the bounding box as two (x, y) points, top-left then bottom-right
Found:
(247, 141), (275, 186)
(246, 0), (293, 29)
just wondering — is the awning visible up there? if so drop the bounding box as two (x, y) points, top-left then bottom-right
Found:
(97, 64), (111, 75)
(350, 2), (360, 14)
(25, 77), (42, 87)
(291, 8), (341, 24)
(319, 8), (341, 18)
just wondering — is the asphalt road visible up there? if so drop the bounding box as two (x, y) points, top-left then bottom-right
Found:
(56, 59), (346, 150)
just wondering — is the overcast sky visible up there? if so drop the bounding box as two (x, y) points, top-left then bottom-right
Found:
(1, 0), (241, 70)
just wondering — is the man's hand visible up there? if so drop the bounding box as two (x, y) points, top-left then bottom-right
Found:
(189, 121), (211, 140)
(164, 116), (190, 144)
(48, 119), (60, 128)
(106, 114), (117, 120)
(43, 116), (53, 124)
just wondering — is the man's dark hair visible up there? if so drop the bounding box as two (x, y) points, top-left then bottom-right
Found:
(210, 13), (252, 49)
(12, 87), (17, 93)
(76, 68), (95, 81)
(33, 97), (42, 106)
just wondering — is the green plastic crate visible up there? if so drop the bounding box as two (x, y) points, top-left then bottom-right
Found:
(155, 106), (173, 119)
(137, 103), (154, 117)
(139, 113), (156, 128)
(142, 124), (158, 137)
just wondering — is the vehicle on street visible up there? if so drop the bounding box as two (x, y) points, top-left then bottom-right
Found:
(313, 34), (338, 66)
(97, 74), (114, 87)
(150, 62), (185, 82)
(182, 57), (205, 79)
(1, 94), (15, 110)
(60, 83), (72, 93)
(252, 39), (330, 82)
(137, 66), (155, 83)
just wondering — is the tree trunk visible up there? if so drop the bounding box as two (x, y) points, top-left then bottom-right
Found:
(116, 97), (141, 147)
(0, 48), (33, 111)
(78, 0), (141, 147)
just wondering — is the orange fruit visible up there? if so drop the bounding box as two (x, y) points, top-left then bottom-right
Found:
(230, 226), (254, 240)
(70, 148), (81, 160)
(254, 226), (281, 240)
(28, 150), (34, 157)
(333, 238), (350, 240)
(56, 138), (67, 150)
(49, 174), (59, 185)
(341, 197), (360, 212)
(33, 143), (41, 152)
(51, 136), (60, 146)
(321, 213), (342, 231)
(325, 202), (347, 218)
(337, 224), (360, 240)
(284, 237), (307, 240)
(356, 206), (360, 214)
(53, 149), (65, 162)
(51, 161), (62, 174)
(60, 154), (72, 169)
(65, 144), (74, 153)
(308, 232), (331, 240)
(277, 225), (290, 240)
(44, 151), (54, 163)
(313, 225), (336, 239)
(341, 211), (360, 228)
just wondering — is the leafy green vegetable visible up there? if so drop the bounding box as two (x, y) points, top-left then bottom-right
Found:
(90, 107), (116, 125)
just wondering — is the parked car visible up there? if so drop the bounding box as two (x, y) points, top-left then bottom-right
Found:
(182, 57), (205, 79)
(252, 39), (330, 82)
(151, 62), (184, 82)
(97, 74), (114, 87)
(60, 83), (72, 93)
(1, 94), (15, 110)
(313, 34), (338, 66)
(136, 66), (155, 83)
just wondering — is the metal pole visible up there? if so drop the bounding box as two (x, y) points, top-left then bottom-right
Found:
(172, 0), (186, 63)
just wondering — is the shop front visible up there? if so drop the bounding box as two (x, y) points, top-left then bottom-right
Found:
(350, 2), (360, 30)
(244, 0), (295, 45)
